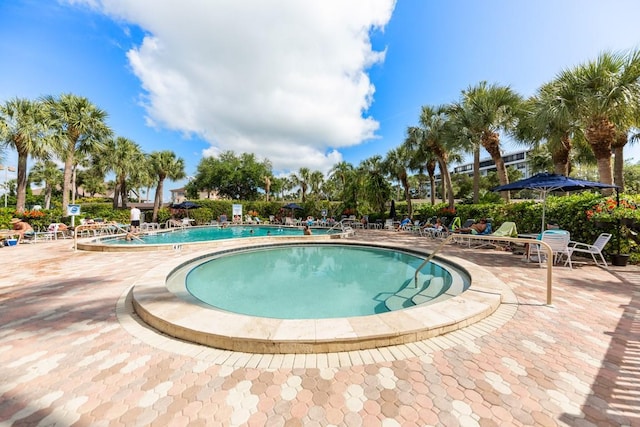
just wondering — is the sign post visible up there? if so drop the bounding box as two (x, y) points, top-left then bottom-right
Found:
(67, 204), (81, 227)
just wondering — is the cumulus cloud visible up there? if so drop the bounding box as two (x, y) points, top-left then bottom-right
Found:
(70, 0), (395, 173)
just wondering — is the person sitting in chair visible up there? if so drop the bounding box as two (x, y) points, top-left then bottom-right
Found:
(396, 215), (412, 231)
(456, 218), (487, 234)
(422, 218), (448, 234)
(10, 218), (33, 243)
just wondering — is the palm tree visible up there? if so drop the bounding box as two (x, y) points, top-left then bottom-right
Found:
(42, 94), (112, 211)
(149, 150), (186, 222)
(29, 159), (63, 209)
(358, 155), (391, 215)
(383, 145), (413, 218)
(263, 174), (272, 201)
(416, 105), (460, 209)
(291, 167), (311, 202)
(516, 81), (580, 176)
(556, 50), (640, 187)
(95, 137), (144, 208)
(329, 161), (354, 203)
(0, 98), (50, 212)
(309, 171), (325, 200)
(459, 81), (524, 201)
(447, 102), (483, 203)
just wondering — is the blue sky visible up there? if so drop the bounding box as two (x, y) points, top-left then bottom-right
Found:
(2, 0), (640, 198)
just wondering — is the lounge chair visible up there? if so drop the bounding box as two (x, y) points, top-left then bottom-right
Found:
(474, 221), (518, 249)
(566, 233), (611, 267)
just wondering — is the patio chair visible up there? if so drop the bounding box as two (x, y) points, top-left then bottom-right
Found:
(566, 233), (611, 267)
(533, 230), (572, 269)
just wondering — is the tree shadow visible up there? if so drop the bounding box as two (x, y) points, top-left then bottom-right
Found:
(559, 270), (640, 426)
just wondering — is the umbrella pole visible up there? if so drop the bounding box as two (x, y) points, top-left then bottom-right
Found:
(540, 190), (548, 233)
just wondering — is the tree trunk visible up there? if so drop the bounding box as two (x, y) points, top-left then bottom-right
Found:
(612, 131), (627, 191)
(15, 151), (28, 213)
(44, 187), (52, 210)
(552, 134), (571, 176)
(429, 175), (435, 205)
(482, 132), (509, 202)
(612, 145), (624, 191)
(62, 150), (74, 212)
(473, 147), (480, 204)
(112, 182), (121, 209)
(152, 179), (164, 222)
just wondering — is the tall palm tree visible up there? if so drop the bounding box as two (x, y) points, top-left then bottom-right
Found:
(0, 98), (50, 212)
(516, 81), (580, 176)
(358, 155), (391, 215)
(329, 161), (354, 203)
(149, 150), (186, 222)
(309, 171), (325, 200)
(383, 145), (413, 218)
(447, 102), (483, 203)
(416, 105), (460, 209)
(29, 159), (63, 209)
(459, 81), (524, 201)
(556, 50), (640, 187)
(291, 167), (311, 202)
(95, 136), (144, 208)
(42, 93), (112, 211)
(262, 174), (272, 201)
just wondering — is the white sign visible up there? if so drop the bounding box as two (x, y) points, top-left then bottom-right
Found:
(67, 204), (81, 216)
(232, 204), (243, 222)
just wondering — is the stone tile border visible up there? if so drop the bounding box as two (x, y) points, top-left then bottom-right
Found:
(120, 239), (518, 362)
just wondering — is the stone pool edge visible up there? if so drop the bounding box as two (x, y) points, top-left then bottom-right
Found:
(130, 240), (514, 354)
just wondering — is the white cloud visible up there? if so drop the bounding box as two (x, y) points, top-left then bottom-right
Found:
(71, 0), (395, 174)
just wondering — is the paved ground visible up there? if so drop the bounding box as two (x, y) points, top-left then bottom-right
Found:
(0, 230), (638, 426)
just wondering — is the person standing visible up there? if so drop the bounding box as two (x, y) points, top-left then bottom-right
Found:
(130, 205), (141, 233)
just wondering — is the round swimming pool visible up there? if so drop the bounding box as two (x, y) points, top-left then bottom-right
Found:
(132, 240), (506, 353)
(176, 244), (469, 319)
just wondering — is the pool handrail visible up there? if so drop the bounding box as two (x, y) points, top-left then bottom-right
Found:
(414, 234), (554, 305)
(73, 223), (140, 251)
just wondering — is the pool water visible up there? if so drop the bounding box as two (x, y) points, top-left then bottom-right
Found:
(106, 225), (336, 245)
(184, 244), (460, 319)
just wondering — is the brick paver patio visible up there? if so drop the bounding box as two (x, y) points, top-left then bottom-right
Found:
(0, 230), (638, 426)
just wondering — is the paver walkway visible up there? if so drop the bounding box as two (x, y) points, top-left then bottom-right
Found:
(0, 230), (638, 426)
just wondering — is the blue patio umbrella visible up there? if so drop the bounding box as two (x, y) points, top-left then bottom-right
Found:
(283, 203), (303, 210)
(171, 201), (201, 219)
(492, 172), (618, 233)
(171, 201), (201, 210)
(283, 202), (303, 218)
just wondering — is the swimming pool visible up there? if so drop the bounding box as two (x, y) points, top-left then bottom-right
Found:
(184, 244), (465, 319)
(108, 225), (337, 245)
(78, 224), (345, 251)
(132, 240), (505, 353)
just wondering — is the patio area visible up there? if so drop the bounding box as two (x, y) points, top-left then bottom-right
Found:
(0, 230), (638, 426)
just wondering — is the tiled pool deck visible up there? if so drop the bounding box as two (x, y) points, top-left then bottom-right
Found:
(1, 230), (638, 426)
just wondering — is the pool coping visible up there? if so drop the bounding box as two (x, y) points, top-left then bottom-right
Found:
(131, 239), (514, 354)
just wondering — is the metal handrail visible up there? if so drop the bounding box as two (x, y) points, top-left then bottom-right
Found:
(413, 234), (555, 305)
(73, 223), (141, 251)
(327, 220), (346, 232)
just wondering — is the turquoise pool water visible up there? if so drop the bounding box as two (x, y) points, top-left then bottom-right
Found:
(184, 244), (465, 319)
(105, 225), (336, 245)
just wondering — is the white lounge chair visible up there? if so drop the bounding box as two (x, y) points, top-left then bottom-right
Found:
(566, 233), (611, 267)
